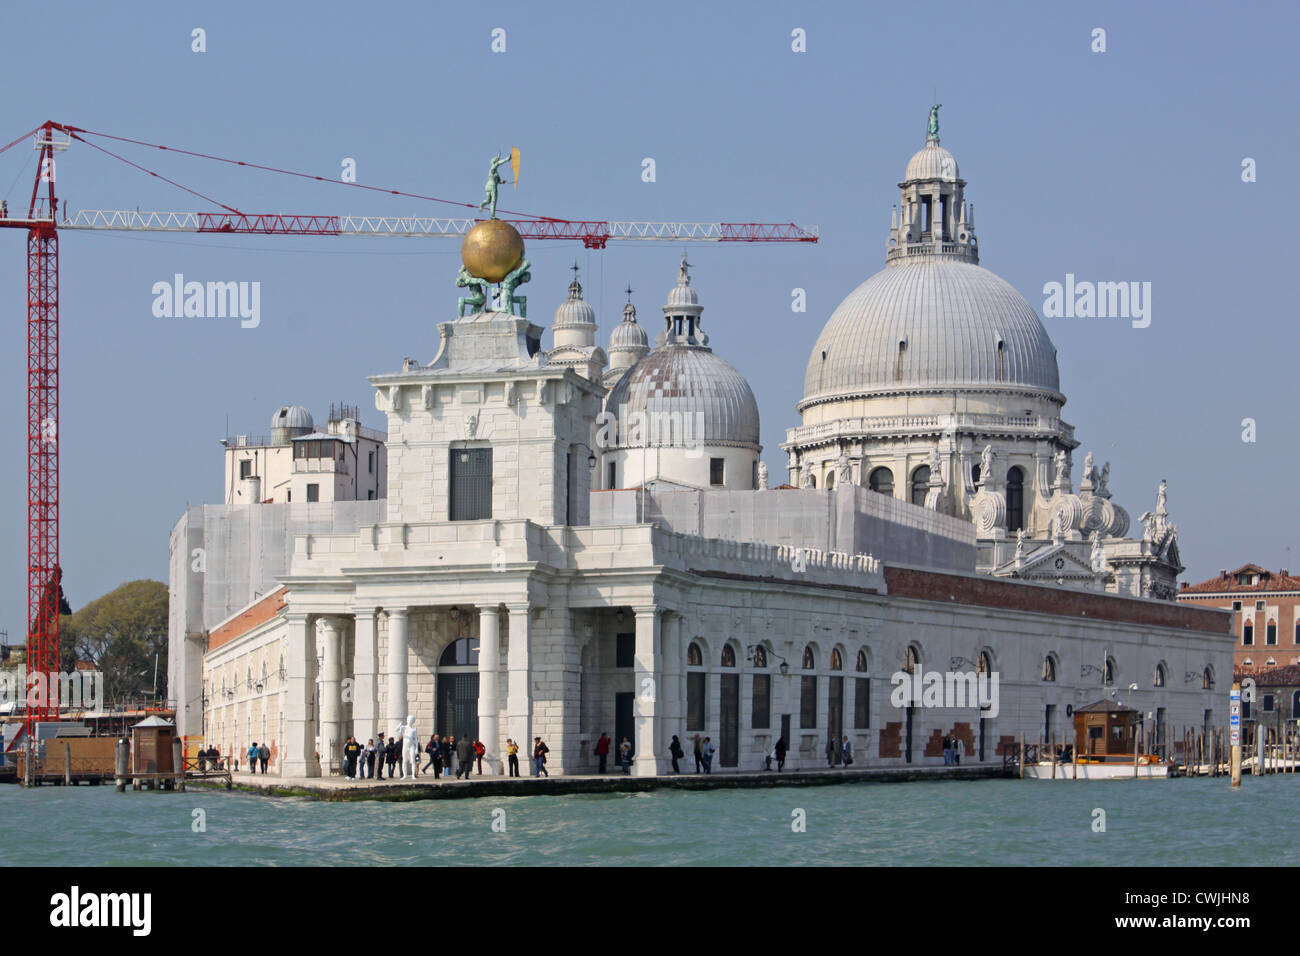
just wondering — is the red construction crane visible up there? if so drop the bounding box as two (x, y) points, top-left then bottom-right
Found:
(1, 120), (818, 742)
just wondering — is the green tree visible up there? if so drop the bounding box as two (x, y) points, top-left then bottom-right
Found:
(62, 580), (168, 705)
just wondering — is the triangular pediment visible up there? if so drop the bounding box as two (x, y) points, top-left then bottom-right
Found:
(997, 543), (1100, 579)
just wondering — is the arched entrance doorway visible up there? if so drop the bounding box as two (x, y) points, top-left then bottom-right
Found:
(436, 637), (480, 740)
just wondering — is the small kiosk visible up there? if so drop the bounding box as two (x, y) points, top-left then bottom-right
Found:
(1073, 700), (1140, 758)
(131, 715), (176, 774)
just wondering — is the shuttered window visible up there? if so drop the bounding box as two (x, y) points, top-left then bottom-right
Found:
(450, 448), (492, 520)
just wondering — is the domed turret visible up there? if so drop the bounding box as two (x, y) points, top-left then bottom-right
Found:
(598, 259), (760, 491)
(552, 265), (597, 350)
(271, 404), (313, 445)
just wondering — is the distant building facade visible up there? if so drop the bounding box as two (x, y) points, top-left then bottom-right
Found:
(1179, 564), (1300, 673)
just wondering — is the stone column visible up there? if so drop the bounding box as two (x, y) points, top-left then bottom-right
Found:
(281, 612), (319, 778)
(386, 607), (409, 731)
(351, 607), (378, 742)
(633, 606), (664, 776)
(661, 612), (682, 746)
(506, 604), (532, 765)
(318, 616), (344, 774)
(478, 605), (502, 773)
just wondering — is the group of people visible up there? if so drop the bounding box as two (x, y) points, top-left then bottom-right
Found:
(245, 742), (270, 773)
(824, 735), (855, 767)
(340, 732), (555, 781)
(593, 733), (636, 774)
(196, 745), (224, 772)
(942, 734), (966, 765)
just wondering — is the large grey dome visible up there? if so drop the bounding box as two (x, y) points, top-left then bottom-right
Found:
(802, 260), (1060, 405)
(607, 346), (760, 447)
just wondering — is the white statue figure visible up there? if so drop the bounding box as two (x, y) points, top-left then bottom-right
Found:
(1097, 461), (1111, 497)
(1081, 451), (1096, 488)
(801, 468), (815, 490)
(1053, 449), (1070, 485)
(836, 449), (852, 484)
(757, 461), (769, 490)
(1155, 478), (1168, 515)
(928, 446), (942, 477)
(1052, 509), (1067, 545)
(397, 714), (419, 780)
(1014, 528), (1025, 566)
(1090, 530), (1105, 572)
(465, 412), (479, 440)
(980, 445), (994, 485)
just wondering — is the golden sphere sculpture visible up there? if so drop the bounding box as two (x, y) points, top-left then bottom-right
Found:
(461, 219), (524, 283)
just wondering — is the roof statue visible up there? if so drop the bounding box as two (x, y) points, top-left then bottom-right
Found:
(928, 104), (942, 140)
(456, 265), (490, 318)
(757, 461), (769, 490)
(479, 150), (513, 220)
(500, 257), (531, 318)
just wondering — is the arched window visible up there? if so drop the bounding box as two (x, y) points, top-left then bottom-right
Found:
(721, 644), (736, 667)
(971, 463), (982, 487)
(825, 471), (835, 490)
(687, 642), (703, 667)
(753, 645), (768, 668)
(977, 651), (993, 675)
(1042, 655), (1057, 682)
(1154, 662), (1167, 687)
(910, 465), (931, 507)
(1006, 467), (1025, 532)
(1202, 666), (1214, 690)
(903, 645), (920, 674)
(855, 649), (869, 673)
(1292, 690), (1300, 720)
(1266, 621), (1278, 645)
(868, 467), (894, 496)
(1103, 656), (1116, 685)
(802, 645), (816, 670)
(830, 648), (843, 670)
(1244, 622), (1254, 646)
(808, 474), (817, 489)
(438, 638), (479, 667)
(686, 642), (705, 729)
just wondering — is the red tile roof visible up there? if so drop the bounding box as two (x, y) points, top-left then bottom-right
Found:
(1234, 663), (1300, 686)
(1181, 564), (1300, 595)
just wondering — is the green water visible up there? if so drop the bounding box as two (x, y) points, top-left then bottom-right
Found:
(0, 775), (1291, 866)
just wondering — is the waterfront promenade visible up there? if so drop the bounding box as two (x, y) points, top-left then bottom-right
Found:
(194, 763), (1000, 801)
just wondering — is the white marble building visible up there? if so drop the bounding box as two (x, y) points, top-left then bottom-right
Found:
(782, 127), (1182, 601)
(169, 125), (1232, 780)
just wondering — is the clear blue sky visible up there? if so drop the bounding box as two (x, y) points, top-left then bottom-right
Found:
(0, 0), (1295, 634)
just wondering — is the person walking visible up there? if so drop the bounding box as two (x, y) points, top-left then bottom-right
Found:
(955, 736), (965, 765)
(474, 738), (486, 775)
(506, 739), (520, 777)
(533, 737), (549, 777)
(446, 735), (457, 779)
(595, 733), (611, 774)
(942, 733), (953, 766)
(423, 735), (439, 775)
(841, 735), (853, 767)
(247, 742), (260, 774)
(826, 736), (838, 767)
(342, 736), (362, 779)
(774, 737), (787, 772)
(455, 733), (475, 780)
(258, 742), (270, 774)
(430, 735), (443, 778)
(619, 737), (633, 774)
(693, 735), (703, 773)
(701, 737), (715, 774)
(669, 735), (684, 774)
(374, 730), (386, 779)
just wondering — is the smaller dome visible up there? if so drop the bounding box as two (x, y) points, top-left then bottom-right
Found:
(553, 277), (596, 329)
(271, 404), (313, 432)
(610, 302), (649, 350)
(904, 140), (959, 182)
(664, 253), (702, 312)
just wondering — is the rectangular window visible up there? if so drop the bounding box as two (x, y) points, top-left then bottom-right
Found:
(710, 458), (725, 486)
(293, 442), (306, 459)
(565, 450), (574, 525)
(368, 450), (375, 474)
(239, 459), (252, 479)
(687, 672), (706, 730)
(306, 483), (319, 503)
(1232, 601), (1242, 611)
(1263, 694), (1275, 713)
(1244, 624), (1254, 646)
(1256, 600), (1267, 610)
(367, 490), (375, 500)
(800, 675), (817, 728)
(1267, 623), (1277, 645)
(606, 461), (616, 490)
(854, 677), (870, 728)
(751, 673), (771, 729)
(449, 448), (493, 520)
(615, 633), (635, 668)
(308, 440), (319, 459)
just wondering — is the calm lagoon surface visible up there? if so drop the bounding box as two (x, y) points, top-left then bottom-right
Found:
(0, 775), (1291, 866)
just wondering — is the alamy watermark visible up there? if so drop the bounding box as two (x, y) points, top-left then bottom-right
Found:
(1042, 274), (1150, 329)
(152, 274), (261, 328)
(889, 668), (999, 718)
(0, 669), (104, 712)
(595, 409), (706, 458)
